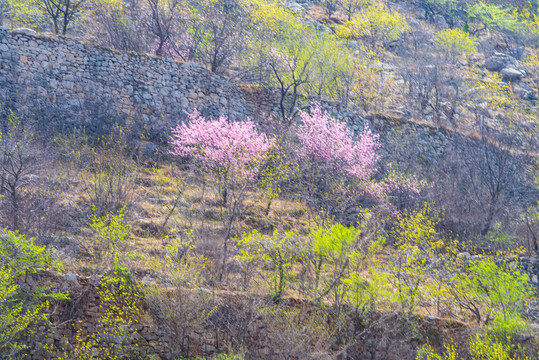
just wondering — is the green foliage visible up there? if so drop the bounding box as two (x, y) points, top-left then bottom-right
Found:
(0, 266), (48, 359)
(453, 256), (532, 335)
(416, 334), (530, 360)
(433, 28), (477, 60)
(522, 48), (539, 77)
(389, 204), (443, 315)
(86, 207), (133, 264)
(247, 0), (356, 119)
(462, 69), (512, 112)
(415, 341), (458, 360)
(5, 0), (45, 29)
(164, 230), (196, 267)
(6, 0), (122, 34)
(467, 1), (522, 35)
(0, 231), (67, 359)
(247, 2), (315, 118)
(307, 34), (356, 102)
(305, 223), (360, 300)
(57, 257), (141, 360)
(342, 217), (385, 316)
(237, 229), (299, 300)
(337, 3), (408, 48)
(0, 230), (62, 277)
(257, 144), (293, 215)
(519, 6), (539, 41)
(469, 333), (529, 360)
(350, 50), (399, 114)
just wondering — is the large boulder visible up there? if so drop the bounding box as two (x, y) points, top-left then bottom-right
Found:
(485, 52), (518, 72)
(434, 15), (448, 30)
(514, 82), (537, 101)
(501, 67), (525, 81)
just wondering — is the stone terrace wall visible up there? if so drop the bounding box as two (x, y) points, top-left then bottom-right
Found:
(0, 28), (252, 139)
(0, 26), (460, 157)
(23, 270), (473, 360)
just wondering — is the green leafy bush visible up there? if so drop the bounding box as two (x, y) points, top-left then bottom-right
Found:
(389, 204), (443, 315)
(452, 257), (532, 336)
(0, 230), (66, 359)
(0, 230), (61, 277)
(469, 333), (529, 360)
(57, 257), (142, 360)
(86, 207), (133, 264)
(433, 28), (477, 60)
(237, 229), (299, 300)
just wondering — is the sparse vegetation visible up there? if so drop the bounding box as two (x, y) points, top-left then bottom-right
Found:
(1, 0), (538, 358)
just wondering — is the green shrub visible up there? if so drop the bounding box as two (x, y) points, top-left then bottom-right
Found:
(469, 333), (529, 360)
(0, 230), (66, 359)
(452, 256), (532, 336)
(237, 229), (299, 300)
(86, 207), (133, 264)
(415, 341), (458, 360)
(0, 229), (61, 277)
(433, 28), (477, 60)
(389, 204), (443, 315)
(57, 257), (142, 360)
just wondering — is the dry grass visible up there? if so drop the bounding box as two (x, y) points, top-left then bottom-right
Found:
(54, 157), (314, 289)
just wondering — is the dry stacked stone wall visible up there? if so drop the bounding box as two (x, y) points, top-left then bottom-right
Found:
(0, 27), (453, 147)
(0, 28), (253, 140)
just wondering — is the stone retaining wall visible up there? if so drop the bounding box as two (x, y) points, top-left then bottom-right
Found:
(0, 27), (452, 152)
(0, 28), (252, 140)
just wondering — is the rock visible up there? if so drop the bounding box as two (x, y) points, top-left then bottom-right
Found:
(530, 257), (539, 268)
(416, 8), (427, 20)
(64, 272), (80, 287)
(501, 67), (525, 81)
(514, 83), (537, 100)
(307, 351), (332, 360)
(282, 2), (305, 12)
(202, 344), (217, 354)
(434, 15), (448, 30)
(408, 19), (421, 30)
(13, 28), (38, 36)
(457, 252), (471, 260)
(485, 53), (518, 72)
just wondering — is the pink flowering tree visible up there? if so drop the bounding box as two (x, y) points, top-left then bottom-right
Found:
(295, 103), (423, 222)
(170, 110), (274, 275)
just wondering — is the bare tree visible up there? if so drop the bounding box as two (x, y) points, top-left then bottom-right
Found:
(144, 0), (186, 57)
(0, 114), (65, 236)
(41, 0), (87, 34)
(188, 0), (249, 74)
(0, 116), (37, 231)
(86, 0), (147, 52)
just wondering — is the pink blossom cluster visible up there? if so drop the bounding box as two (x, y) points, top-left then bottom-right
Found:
(383, 164), (426, 196)
(295, 103), (426, 208)
(170, 110), (274, 180)
(296, 102), (381, 180)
